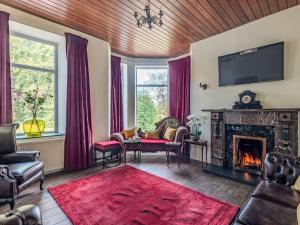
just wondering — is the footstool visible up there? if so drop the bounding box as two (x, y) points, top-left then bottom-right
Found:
(94, 140), (122, 169)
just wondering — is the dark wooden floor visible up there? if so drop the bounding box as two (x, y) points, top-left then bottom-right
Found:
(0, 154), (253, 225)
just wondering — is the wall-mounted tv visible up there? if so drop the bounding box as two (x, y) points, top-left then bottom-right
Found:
(218, 42), (284, 87)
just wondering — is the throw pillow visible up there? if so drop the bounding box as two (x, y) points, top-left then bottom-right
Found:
(163, 127), (177, 141)
(292, 175), (300, 192)
(123, 127), (137, 140)
(145, 130), (160, 139)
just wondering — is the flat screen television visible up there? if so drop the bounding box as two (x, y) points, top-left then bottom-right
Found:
(218, 42), (284, 86)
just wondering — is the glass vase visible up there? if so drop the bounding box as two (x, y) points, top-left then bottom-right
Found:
(23, 117), (45, 138)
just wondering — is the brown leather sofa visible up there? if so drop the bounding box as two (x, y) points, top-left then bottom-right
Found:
(0, 124), (44, 209)
(233, 152), (300, 225)
(0, 204), (42, 225)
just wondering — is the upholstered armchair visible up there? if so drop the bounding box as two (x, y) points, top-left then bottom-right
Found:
(110, 117), (189, 153)
(0, 124), (44, 209)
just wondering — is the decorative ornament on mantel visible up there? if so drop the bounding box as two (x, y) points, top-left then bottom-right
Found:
(134, 0), (163, 30)
(233, 90), (263, 109)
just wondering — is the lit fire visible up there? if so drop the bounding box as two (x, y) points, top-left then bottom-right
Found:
(240, 153), (261, 168)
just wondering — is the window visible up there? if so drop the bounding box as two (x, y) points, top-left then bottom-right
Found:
(136, 67), (168, 130)
(10, 33), (57, 133)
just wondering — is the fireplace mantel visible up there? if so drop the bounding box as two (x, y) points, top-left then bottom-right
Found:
(204, 108), (298, 167)
(202, 108), (300, 112)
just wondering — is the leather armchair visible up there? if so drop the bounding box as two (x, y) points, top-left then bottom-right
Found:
(0, 124), (44, 209)
(0, 204), (42, 225)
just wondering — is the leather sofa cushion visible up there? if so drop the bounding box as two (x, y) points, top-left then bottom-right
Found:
(8, 162), (44, 184)
(237, 197), (297, 225)
(252, 180), (300, 209)
(0, 204), (42, 225)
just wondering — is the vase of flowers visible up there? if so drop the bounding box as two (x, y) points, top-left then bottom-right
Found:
(13, 79), (52, 138)
(187, 114), (208, 141)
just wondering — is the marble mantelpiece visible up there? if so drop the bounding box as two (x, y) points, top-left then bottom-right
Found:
(203, 109), (299, 167)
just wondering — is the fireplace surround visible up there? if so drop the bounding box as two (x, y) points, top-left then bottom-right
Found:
(203, 109), (299, 170)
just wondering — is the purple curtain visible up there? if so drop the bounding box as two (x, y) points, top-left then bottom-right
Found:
(0, 12), (12, 125)
(110, 56), (124, 134)
(168, 56), (191, 125)
(64, 33), (93, 171)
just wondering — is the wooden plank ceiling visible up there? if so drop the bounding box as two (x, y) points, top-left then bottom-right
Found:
(1, 0), (299, 58)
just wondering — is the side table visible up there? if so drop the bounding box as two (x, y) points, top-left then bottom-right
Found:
(122, 140), (142, 165)
(184, 139), (208, 168)
(165, 142), (182, 167)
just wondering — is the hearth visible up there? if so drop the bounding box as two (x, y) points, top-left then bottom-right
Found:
(232, 135), (266, 175)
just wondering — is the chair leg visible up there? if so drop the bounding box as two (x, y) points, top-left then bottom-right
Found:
(178, 147), (181, 167)
(102, 152), (105, 169)
(9, 197), (16, 210)
(166, 148), (170, 166)
(40, 176), (45, 190)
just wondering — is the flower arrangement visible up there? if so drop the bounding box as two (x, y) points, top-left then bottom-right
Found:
(187, 114), (208, 141)
(13, 79), (53, 137)
(13, 79), (52, 118)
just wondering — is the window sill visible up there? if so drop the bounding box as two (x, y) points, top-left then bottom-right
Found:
(16, 133), (64, 141)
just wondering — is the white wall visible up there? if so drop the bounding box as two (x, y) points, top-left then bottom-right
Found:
(191, 5), (300, 162)
(1, 3), (111, 142)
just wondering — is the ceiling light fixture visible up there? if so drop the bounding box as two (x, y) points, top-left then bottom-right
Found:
(134, 0), (163, 30)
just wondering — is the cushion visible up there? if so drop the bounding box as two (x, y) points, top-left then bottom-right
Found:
(252, 180), (300, 209)
(123, 127), (137, 140)
(8, 161), (44, 184)
(94, 141), (121, 151)
(163, 127), (177, 141)
(145, 130), (160, 139)
(237, 197), (297, 225)
(141, 139), (169, 144)
(292, 175), (300, 192)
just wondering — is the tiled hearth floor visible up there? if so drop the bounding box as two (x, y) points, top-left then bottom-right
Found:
(0, 153), (253, 225)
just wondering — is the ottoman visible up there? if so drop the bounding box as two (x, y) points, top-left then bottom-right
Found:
(94, 140), (122, 169)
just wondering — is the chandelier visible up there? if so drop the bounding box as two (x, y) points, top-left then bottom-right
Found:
(134, 0), (164, 30)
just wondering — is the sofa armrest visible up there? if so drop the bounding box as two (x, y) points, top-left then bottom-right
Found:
(264, 152), (300, 186)
(0, 165), (17, 199)
(0, 151), (40, 164)
(174, 126), (189, 143)
(110, 133), (125, 144)
(0, 165), (15, 182)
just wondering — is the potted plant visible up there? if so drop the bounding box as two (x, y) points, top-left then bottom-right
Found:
(13, 79), (53, 138)
(187, 114), (208, 141)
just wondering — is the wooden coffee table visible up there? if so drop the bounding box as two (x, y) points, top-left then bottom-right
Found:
(184, 139), (208, 168)
(122, 140), (142, 165)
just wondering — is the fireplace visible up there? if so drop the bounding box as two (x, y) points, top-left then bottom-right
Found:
(233, 135), (267, 175)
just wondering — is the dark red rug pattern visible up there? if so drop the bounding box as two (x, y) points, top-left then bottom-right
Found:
(48, 166), (238, 225)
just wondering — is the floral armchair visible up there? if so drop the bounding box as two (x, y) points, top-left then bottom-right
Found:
(110, 117), (189, 153)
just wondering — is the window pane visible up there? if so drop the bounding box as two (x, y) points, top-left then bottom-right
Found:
(136, 67), (168, 130)
(10, 35), (55, 70)
(136, 68), (168, 85)
(11, 67), (55, 133)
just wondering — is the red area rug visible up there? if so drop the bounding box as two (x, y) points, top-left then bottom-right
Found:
(48, 166), (238, 225)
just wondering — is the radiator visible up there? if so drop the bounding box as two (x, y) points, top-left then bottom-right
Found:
(17, 137), (65, 174)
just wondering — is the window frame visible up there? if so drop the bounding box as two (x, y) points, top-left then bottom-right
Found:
(10, 32), (59, 134)
(135, 65), (169, 128)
